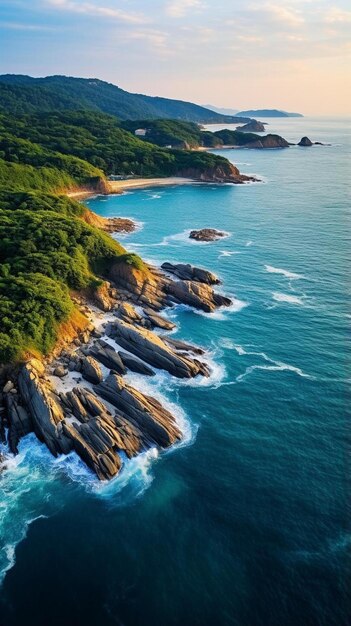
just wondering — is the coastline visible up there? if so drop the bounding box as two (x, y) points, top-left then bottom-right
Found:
(66, 177), (195, 200)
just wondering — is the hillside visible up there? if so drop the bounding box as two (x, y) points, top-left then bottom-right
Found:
(0, 75), (250, 123)
(236, 108), (303, 118)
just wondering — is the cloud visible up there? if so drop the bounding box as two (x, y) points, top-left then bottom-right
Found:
(0, 21), (54, 31)
(252, 2), (304, 27)
(166, 0), (204, 18)
(129, 29), (168, 49)
(324, 7), (351, 23)
(46, 0), (149, 24)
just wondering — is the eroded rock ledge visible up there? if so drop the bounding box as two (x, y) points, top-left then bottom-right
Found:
(0, 259), (232, 479)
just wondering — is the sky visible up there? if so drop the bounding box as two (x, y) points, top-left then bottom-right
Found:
(0, 0), (350, 115)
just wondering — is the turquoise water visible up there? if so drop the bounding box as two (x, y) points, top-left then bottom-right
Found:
(0, 117), (350, 625)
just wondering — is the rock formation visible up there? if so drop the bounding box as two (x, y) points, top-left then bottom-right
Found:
(189, 229), (227, 242)
(298, 136), (313, 147)
(161, 262), (220, 285)
(237, 120), (266, 132)
(107, 318), (209, 378)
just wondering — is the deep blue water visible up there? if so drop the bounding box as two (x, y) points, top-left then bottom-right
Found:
(0, 117), (350, 626)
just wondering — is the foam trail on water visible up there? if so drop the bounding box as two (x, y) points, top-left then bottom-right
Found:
(218, 250), (241, 258)
(272, 292), (304, 305)
(265, 265), (305, 280)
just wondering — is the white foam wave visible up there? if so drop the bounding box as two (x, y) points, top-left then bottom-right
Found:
(218, 250), (241, 258)
(217, 340), (312, 383)
(245, 240), (253, 247)
(272, 292), (304, 305)
(194, 297), (248, 320)
(265, 265), (305, 280)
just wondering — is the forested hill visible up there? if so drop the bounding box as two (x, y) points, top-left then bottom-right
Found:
(0, 75), (249, 123)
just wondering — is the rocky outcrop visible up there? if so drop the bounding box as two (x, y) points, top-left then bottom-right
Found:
(94, 374), (181, 448)
(92, 280), (117, 311)
(5, 393), (33, 454)
(246, 134), (290, 149)
(118, 351), (155, 376)
(89, 340), (126, 375)
(161, 262), (220, 285)
(237, 120), (266, 132)
(142, 307), (176, 330)
(17, 362), (72, 456)
(81, 355), (103, 384)
(107, 319), (209, 378)
(166, 280), (231, 313)
(189, 229), (227, 242)
(298, 136), (313, 147)
(175, 162), (257, 184)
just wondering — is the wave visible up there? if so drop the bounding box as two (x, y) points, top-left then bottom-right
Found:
(265, 265), (305, 280)
(216, 340), (312, 384)
(245, 241), (253, 247)
(218, 250), (241, 258)
(194, 297), (248, 320)
(272, 292), (304, 305)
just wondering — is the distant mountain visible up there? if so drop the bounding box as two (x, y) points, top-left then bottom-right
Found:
(236, 109), (303, 118)
(203, 104), (239, 116)
(0, 75), (249, 123)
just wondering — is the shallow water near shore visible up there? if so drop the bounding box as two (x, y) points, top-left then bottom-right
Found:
(0, 117), (350, 625)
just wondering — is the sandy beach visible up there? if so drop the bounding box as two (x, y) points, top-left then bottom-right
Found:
(108, 176), (194, 192)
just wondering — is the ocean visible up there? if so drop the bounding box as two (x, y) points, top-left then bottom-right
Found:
(0, 117), (350, 625)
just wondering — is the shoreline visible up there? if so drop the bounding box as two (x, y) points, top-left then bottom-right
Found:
(66, 177), (195, 201)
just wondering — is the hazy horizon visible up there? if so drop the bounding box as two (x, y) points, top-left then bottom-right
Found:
(0, 0), (350, 116)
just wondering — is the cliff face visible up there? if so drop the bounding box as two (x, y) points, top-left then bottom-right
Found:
(175, 162), (256, 183)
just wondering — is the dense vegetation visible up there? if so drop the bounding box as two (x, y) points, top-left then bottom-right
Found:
(0, 75), (242, 123)
(121, 119), (222, 148)
(1, 110), (235, 179)
(0, 104), (246, 363)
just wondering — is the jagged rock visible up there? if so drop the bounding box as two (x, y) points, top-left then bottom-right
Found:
(142, 307), (176, 331)
(89, 341), (126, 375)
(53, 365), (67, 378)
(80, 355), (103, 384)
(166, 279), (231, 313)
(108, 319), (209, 378)
(189, 229), (227, 242)
(117, 302), (144, 324)
(94, 374), (181, 449)
(62, 420), (122, 481)
(5, 393), (33, 454)
(298, 136), (313, 147)
(93, 280), (116, 311)
(3, 381), (14, 393)
(109, 263), (166, 311)
(118, 351), (155, 376)
(162, 337), (205, 355)
(17, 362), (73, 456)
(161, 262), (220, 285)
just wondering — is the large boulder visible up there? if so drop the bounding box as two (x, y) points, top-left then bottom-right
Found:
(161, 262), (220, 285)
(5, 393), (33, 454)
(166, 279), (231, 313)
(107, 319), (209, 378)
(89, 340), (126, 375)
(81, 355), (103, 384)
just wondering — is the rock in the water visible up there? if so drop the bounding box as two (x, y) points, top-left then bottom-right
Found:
(298, 136), (313, 147)
(189, 229), (227, 242)
(166, 279), (231, 313)
(161, 262), (220, 285)
(89, 341), (126, 375)
(94, 374), (181, 449)
(108, 319), (209, 378)
(80, 355), (103, 384)
(118, 351), (155, 376)
(5, 393), (33, 454)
